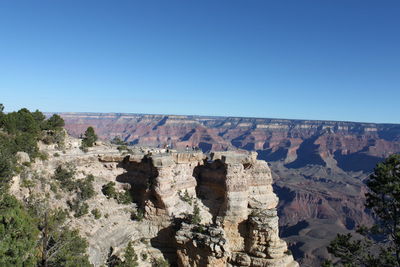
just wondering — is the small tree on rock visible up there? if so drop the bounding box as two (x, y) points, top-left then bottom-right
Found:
(82, 127), (98, 148)
(117, 241), (138, 267)
(191, 202), (201, 225)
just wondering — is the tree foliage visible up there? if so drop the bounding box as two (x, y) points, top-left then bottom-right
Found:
(325, 154), (400, 266)
(102, 182), (118, 199)
(111, 136), (127, 146)
(191, 202), (201, 224)
(43, 114), (65, 130)
(116, 241), (138, 267)
(28, 202), (92, 267)
(53, 165), (76, 192)
(0, 194), (38, 267)
(82, 127), (97, 148)
(0, 104), (65, 159)
(0, 104), (92, 266)
(101, 182), (133, 204)
(0, 135), (14, 188)
(76, 174), (96, 201)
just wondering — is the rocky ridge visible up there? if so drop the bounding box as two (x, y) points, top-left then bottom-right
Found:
(11, 134), (298, 267)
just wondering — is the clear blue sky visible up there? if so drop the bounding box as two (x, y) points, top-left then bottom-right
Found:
(0, 1), (399, 123)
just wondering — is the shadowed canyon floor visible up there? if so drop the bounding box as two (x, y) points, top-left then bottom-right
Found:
(57, 112), (400, 266)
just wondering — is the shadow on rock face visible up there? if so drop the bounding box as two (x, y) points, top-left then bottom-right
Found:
(280, 220), (309, 238)
(150, 224), (178, 267)
(193, 159), (227, 222)
(285, 135), (326, 169)
(287, 241), (305, 261)
(333, 150), (383, 172)
(116, 156), (159, 208)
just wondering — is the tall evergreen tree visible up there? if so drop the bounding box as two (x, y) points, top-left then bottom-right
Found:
(0, 194), (38, 267)
(116, 241), (138, 267)
(82, 127), (98, 147)
(27, 200), (92, 267)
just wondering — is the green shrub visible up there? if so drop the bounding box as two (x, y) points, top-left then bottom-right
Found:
(141, 253), (148, 261)
(76, 174), (96, 201)
(21, 178), (35, 189)
(179, 190), (193, 205)
(102, 181), (132, 204)
(183, 202), (202, 225)
(130, 209), (144, 221)
(38, 151), (49, 161)
(117, 190), (133, 204)
(111, 136), (127, 145)
(22, 161), (31, 167)
(91, 208), (101, 219)
(68, 199), (89, 218)
(53, 165), (76, 192)
(102, 182), (117, 199)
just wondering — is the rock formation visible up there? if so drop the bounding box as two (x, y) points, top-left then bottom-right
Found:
(10, 133), (297, 266)
(57, 112), (400, 265)
(99, 150), (298, 266)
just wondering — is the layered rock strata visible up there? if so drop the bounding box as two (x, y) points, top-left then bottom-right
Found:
(99, 150), (298, 266)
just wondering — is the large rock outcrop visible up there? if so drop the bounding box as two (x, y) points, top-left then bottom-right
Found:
(99, 150), (298, 266)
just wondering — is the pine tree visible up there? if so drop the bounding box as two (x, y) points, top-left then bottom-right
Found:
(0, 194), (38, 266)
(82, 127), (98, 148)
(117, 241), (138, 267)
(27, 200), (92, 267)
(43, 114), (65, 130)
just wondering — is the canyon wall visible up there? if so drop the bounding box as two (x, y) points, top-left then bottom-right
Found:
(59, 113), (400, 169)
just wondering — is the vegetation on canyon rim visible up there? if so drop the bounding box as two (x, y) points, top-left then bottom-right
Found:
(0, 105), (140, 267)
(0, 105), (92, 266)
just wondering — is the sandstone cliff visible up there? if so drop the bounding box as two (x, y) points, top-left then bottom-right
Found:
(10, 134), (298, 267)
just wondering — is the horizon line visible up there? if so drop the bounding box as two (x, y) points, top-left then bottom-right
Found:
(41, 111), (400, 126)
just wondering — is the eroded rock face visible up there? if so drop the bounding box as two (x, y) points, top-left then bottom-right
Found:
(176, 223), (229, 267)
(100, 150), (298, 266)
(187, 152), (297, 267)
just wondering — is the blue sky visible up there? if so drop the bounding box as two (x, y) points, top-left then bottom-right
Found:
(0, 1), (399, 123)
